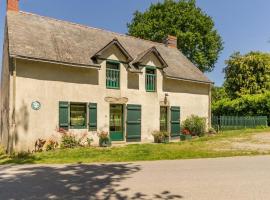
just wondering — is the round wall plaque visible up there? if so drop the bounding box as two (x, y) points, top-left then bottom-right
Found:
(31, 101), (41, 110)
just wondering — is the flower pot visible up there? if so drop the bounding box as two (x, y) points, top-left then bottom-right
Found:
(162, 136), (169, 143)
(99, 138), (111, 147)
(180, 134), (192, 141)
(185, 134), (192, 140)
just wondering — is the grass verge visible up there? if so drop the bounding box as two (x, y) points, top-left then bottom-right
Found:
(1, 127), (270, 165)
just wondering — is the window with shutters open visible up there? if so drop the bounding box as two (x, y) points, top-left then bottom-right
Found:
(59, 102), (97, 130)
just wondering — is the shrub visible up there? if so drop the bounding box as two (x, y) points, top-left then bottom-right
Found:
(34, 138), (46, 152)
(58, 128), (80, 149)
(182, 115), (206, 137)
(212, 92), (270, 124)
(182, 129), (191, 135)
(98, 131), (111, 147)
(0, 145), (5, 155)
(12, 151), (32, 159)
(152, 131), (169, 143)
(208, 127), (217, 134)
(86, 138), (93, 147)
(45, 139), (59, 151)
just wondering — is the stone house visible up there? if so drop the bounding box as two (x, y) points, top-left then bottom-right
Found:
(1, 0), (212, 152)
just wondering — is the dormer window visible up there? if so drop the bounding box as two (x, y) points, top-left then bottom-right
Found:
(145, 67), (156, 92)
(106, 61), (120, 89)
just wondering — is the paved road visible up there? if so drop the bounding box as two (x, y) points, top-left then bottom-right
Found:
(1, 156), (270, 200)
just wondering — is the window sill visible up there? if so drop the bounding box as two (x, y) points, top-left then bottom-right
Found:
(70, 126), (87, 129)
(106, 87), (120, 90)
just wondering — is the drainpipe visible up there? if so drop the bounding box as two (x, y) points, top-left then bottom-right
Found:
(208, 84), (212, 129)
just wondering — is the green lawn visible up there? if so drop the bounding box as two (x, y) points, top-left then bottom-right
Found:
(1, 128), (270, 165)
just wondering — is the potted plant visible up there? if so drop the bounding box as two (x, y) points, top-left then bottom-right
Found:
(180, 129), (192, 141)
(98, 131), (111, 147)
(152, 131), (169, 143)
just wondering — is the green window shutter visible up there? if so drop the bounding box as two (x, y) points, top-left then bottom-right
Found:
(88, 103), (97, 131)
(126, 104), (141, 142)
(170, 106), (180, 138)
(59, 101), (69, 130)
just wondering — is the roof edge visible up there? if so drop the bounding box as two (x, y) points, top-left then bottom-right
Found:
(10, 55), (101, 69)
(165, 75), (213, 85)
(132, 46), (168, 68)
(91, 38), (133, 62)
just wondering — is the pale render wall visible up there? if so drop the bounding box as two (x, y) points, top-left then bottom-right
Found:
(13, 45), (210, 151)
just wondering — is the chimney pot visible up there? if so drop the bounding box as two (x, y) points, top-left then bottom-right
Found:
(163, 35), (177, 48)
(7, 0), (19, 12)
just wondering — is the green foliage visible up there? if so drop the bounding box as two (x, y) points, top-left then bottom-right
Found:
(127, 0), (223, 72)
(152, 131), (169, 143)
(182, 115), (206, 137)
(0, 146), (4, 155)
(45, 140), (58, 151)
(211, 86), (228, 103)
(61, 133), (80, 149)
(2, 128), (270, 164)
(224, 51), (270, 98)
(212, 92), (270, 121)
(86, 138), (93, 147)
(208, 127), (217, 134)
(98, 131), (111, 147)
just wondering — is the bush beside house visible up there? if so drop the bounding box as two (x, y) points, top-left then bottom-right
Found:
(181, 115), (206, 138)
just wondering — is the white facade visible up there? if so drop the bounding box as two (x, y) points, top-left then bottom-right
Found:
(1, 43), (211, 152)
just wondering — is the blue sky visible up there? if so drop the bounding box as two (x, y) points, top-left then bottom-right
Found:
(0, 0), (270, 86)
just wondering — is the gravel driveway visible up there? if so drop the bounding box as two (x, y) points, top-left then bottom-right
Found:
(1, 156), (270, 200)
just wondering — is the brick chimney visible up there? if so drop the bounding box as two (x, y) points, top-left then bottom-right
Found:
(7, 0), (19, 12)
(163, 35), (177, 48)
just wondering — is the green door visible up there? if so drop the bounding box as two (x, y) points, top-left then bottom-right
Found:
(126, 104), (141, 142)
(110, 104), (124, 141)
(170, 106), (180, 138)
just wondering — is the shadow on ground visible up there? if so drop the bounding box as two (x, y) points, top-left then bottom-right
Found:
(0, 163), (183, 200)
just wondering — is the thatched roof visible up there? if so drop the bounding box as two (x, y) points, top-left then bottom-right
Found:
(7, 11), (211, 83)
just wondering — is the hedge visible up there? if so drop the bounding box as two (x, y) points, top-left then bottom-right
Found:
(212, 92), (270, 122)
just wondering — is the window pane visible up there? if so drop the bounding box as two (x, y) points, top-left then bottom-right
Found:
(146, 68), (156, 92)
(70, 103), (86, 127)
(110, 105), (123, 132)
(106, 62), (120, 88)
(160, 107), (168, 131)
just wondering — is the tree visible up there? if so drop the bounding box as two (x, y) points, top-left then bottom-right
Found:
(127, 0), (223, 72)
(224, 51), (270, 98)
(211, 86), (228, 103)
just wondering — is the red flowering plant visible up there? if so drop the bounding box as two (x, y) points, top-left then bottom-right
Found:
(182, 129), (191, 135)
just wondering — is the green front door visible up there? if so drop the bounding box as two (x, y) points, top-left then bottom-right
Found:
(110, 104), (124, 141)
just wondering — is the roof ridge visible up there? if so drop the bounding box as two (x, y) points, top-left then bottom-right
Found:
(18, 11), (167, 48)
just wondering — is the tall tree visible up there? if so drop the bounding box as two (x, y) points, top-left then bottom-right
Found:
(211, 86), (228, 103)
(127, 0), (223, 72)
(224, 51), (270, 98)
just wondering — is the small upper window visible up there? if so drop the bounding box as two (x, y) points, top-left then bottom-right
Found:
(106, 61), (120, 89)
(70, 103), (87, 128)
(145, 67), (156, 92)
